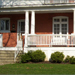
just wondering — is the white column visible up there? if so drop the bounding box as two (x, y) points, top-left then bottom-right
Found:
(31, 11), (35, 34)
(73, 9), (75, 34)
(25, 11), (29, 48)
(0, 34), (2, 47)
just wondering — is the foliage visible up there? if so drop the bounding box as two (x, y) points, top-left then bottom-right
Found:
(69, 56), (75, 64)
(31, 50), (46, 62)
(27, 50), (34, 61)
(51, 51), (64, 63)
(64, 55), (70, 63)
(20, 50), (46, 63)
(21, 53), (31, 63)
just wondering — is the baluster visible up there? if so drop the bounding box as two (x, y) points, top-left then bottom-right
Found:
(56, 34), (57, 45)
(46, 35), (47, 45)
(38, 36), (39, 45)
(40, 36), (42, 45)
(49, 35), (50, 47)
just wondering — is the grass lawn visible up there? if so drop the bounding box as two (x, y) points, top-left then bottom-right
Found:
(0, 63), (75, 74)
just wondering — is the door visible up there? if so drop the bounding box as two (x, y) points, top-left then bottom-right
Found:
(18, 20), (25, 41)
(52, 16), (68, 45)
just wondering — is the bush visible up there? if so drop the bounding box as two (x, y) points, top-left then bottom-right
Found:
(21, 53), (31, 63)
(27, 50), (34, 61)
(51, 51), (64, 63)
(70, 56), (75, 64)
(20, 50), (46, 63)
(64, 55), (70, 63)
(31, 50), (46, 62)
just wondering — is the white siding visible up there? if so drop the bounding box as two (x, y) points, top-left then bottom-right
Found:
(26, 47), (75, 61)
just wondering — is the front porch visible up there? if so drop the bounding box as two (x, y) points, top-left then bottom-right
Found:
(22, 10), (75, 61)
(0, 7), (75, 60)
(22, 10), (75, 48)
(0, 10), (75, 48)
(0, 8), (75, 61)
(0, 0), (75, 63)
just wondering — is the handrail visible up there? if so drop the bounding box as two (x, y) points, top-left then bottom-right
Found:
(14, 37), (23, 62)
(14, 47), (22, 62)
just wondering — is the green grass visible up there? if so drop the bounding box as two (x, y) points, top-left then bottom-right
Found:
(0, 63), (75, 74)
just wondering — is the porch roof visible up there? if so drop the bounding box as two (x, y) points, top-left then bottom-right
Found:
(0, 0), (75, 8)
(0, 5), (74, 14)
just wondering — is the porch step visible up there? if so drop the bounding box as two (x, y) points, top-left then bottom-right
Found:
(0, 60), (14, 64)
(0, 54), (14, 57)
(0, 50), (14, 53)
(0, 57), (14, 60)
(0, 50), (15, 65)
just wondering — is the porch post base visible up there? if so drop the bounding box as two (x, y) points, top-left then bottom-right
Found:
(0, 34), (3, 47)
(24, 47), (28, 53)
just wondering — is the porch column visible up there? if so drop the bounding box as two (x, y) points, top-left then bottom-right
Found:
(73, 9), (75, 34)
(31, 11), (35, 34)
(25, 11), (29, 47)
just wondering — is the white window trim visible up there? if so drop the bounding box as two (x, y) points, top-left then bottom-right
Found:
(17, 19), (25, 41)
(0, 18), (10, 33)
(53, 16), (69, 35)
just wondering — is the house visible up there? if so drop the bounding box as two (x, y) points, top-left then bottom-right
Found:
(0, 0), (75, 61)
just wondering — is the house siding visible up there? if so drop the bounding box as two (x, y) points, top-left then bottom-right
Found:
(0, 13), (73, 47)
(35, 13), (73, 34)
(0, 14), (25, 47)
(1, 33), (17, 47)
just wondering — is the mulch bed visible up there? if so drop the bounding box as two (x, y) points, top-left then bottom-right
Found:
(26, 61), (70, 64)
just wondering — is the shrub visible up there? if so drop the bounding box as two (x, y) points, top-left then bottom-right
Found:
(20, 50), (46, 63)
(51, 51), (64, 63)
(27, 50), (34, 61)
(21, 53), (31, 63)
(64, 55), (70, 63)
(70, 56), (75, 64)
(31, 50), (46, 62)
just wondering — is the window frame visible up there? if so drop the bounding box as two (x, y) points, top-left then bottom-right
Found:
(53, 16), (69, 35)
(0, 18), (10, 33)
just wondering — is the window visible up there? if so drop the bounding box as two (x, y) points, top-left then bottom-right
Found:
(0, 18), (10, 32)
(61, 24), (67, 34)
(53, 16), (68, 34)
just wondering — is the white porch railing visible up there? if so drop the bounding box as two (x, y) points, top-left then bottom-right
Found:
(27, 34), (75, 47)
(0, 0), (75, 6)
(44, 0), (75, 4)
